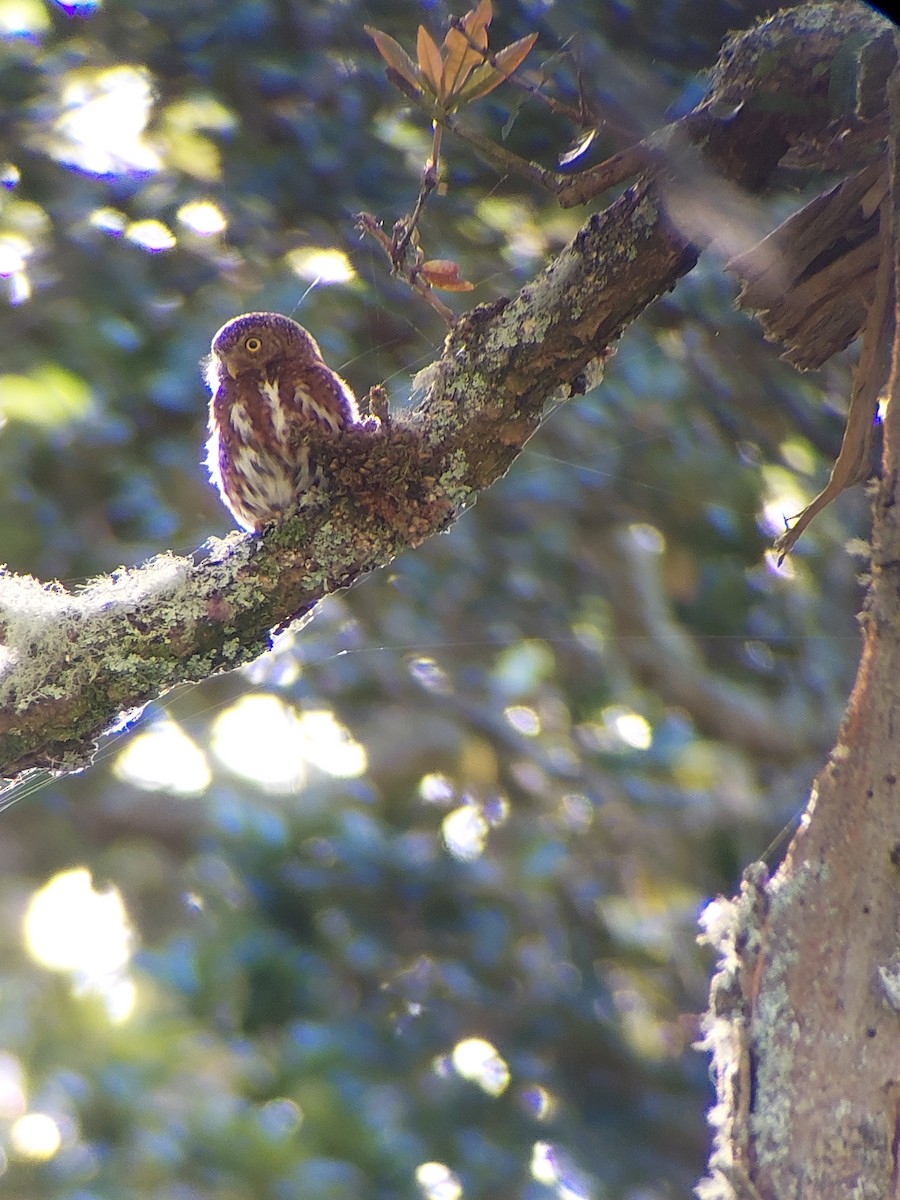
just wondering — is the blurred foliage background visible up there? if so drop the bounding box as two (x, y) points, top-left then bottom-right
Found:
(0, 0), (876, 1197)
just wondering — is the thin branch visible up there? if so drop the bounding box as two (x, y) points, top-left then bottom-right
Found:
(432, 105), (562, 190)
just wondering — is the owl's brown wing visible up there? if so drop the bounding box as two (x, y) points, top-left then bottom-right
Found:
(289, 360), (359, 432)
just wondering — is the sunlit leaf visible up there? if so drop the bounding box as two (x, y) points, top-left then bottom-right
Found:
(451, 59), (497, 107)
(454, 33), (539, 105)
(366, 26), (423, 93)
(416, 26), (444, 96)
(459, 0), (493, 47)
(491, 31), (539, 78)
(442, 0), (491, 99)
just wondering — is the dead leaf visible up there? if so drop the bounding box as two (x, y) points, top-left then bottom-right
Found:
(421, 259), (476, 291)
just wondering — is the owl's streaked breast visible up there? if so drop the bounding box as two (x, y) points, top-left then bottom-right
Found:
(258, 377), (292, 446)
(207, 375), (310, 530)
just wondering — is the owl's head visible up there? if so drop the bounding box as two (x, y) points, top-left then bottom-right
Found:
(210, 312), (324, 379)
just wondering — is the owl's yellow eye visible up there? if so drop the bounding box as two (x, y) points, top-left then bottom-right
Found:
(244, 336), (262, 353)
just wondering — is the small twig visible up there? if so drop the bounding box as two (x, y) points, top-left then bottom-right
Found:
(435, 108), (562, 191)
(365, 385), (391, 429)
(356, 212), (457, 326)
(429, 122), (443, 171)
(433, 102), (662, 204)
(392, 158), (439, 264)
(385, 63), (660, 205)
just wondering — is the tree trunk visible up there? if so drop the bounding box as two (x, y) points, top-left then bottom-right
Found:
(700, 30), (900, 1198)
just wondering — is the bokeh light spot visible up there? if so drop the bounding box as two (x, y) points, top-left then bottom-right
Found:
(23, 868), (135, 1020)
(603, 706), (652, 751)
(0, 1053), (26, 1121)
(504, 705), (541, 736)
(286, 246), (356, 284)
(126, 219), (176, 252)
(0, 235), (29, 276)
(451, 1037), (509, 1096)
(0, 0), (49, 36)
(758, 465), (809, 538)
(54, 0), (102, 12)
(418, 772), (455, 804)
(442, 805), (489, 861)
(211, 696), (366, 790)
(211, 694), (309, 791)
(296, 710), (367, 778)
(114, 718), (211, 794)
(530, 1142), (594, 1200)
(520, 1085), (557, 1121)
(89, 206), (127, 235)
(177, 199), (227, 236)
(0, 364), (92, 427)
(415, 1161), (463, 1200)
(10, 1113), (61, 1161)
(51, 65), (160, 176)
(258, 1098), (303, 1138)
(408, 656), (450, 692)
(531, 1141), (558, 1185)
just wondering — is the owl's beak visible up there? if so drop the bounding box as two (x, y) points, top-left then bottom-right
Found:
(225, 363), (239, 380)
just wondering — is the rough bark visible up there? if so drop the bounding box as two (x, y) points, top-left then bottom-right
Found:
(698, 25), (900, 1200)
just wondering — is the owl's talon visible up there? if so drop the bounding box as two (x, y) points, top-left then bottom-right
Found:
(364, 384), (391, 429)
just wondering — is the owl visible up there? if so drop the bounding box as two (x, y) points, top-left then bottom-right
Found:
(204, 311), (360, 531)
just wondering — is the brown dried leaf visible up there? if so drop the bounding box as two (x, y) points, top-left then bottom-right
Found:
(421, 259), (476, 291)
(774, 197), (890, 559)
